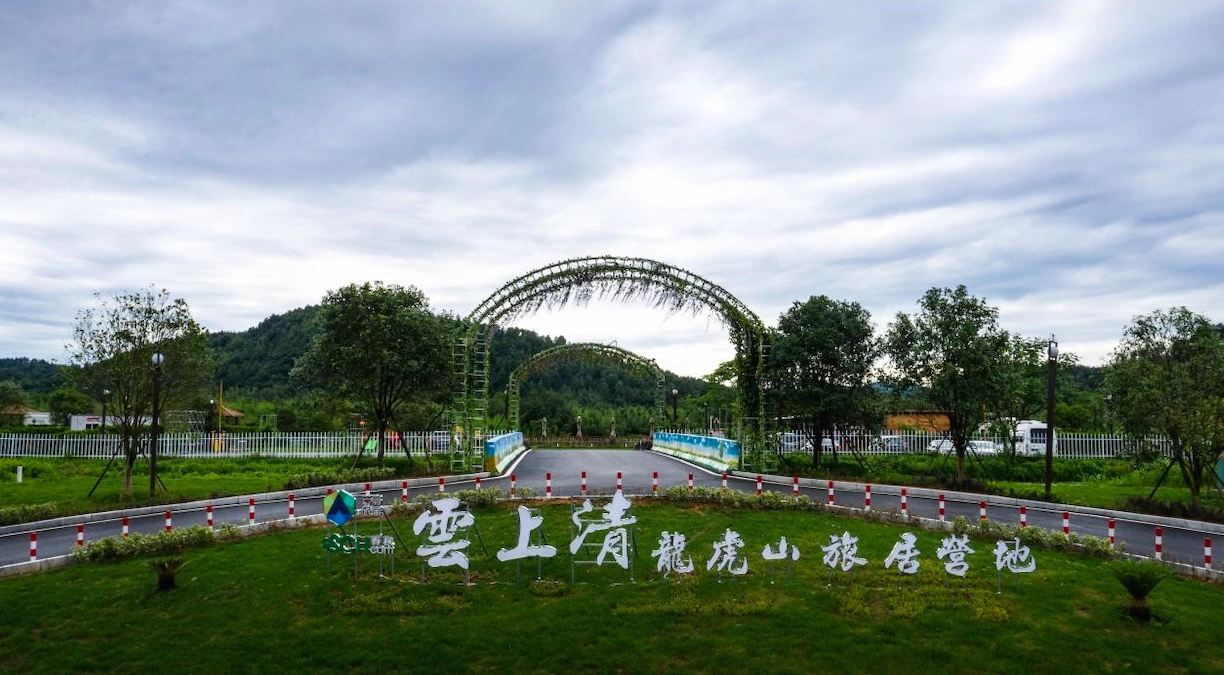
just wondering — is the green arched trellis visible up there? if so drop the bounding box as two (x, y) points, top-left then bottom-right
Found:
(450, 255), (771, 472)
(507, 342), (665, 433)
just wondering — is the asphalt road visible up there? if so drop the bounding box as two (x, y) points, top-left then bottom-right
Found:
(1, 448), (1218, 570)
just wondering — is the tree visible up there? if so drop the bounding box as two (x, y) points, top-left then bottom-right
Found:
(0, 380), (26, 426)
(1105, 307), (1224, 509)
(770, 296), (880, 468)
(48, 383), (95, 426)
(68, 288), (212, 498)
(884, 286), (1014, 483)
(293, 282), (452, 465)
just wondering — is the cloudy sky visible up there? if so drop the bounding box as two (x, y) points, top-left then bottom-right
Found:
(2, 1), (1222, 378)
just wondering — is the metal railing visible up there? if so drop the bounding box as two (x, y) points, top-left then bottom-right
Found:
(774, 430), (1173, 460)
(0, 432), (453, 460)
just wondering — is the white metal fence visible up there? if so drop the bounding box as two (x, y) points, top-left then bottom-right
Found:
(0, 431), (451, 460)
(776, 430), (1173, 460)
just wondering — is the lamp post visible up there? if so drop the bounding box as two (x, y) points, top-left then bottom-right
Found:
(150, 351), (163, 499)
(101, 389), (110, 432)
(671, 388), (679, 429)
(1044, 337), (1058, 501)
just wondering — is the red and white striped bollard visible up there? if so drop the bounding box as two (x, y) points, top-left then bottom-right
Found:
(938, 493), (946, 521)
(827, 480), (835, 506)
(438, 477), (445, 493)
(206, 505), (213, 530)
(864, 484), (872, 511)
(1020, 505), (1027, 528)
(401, 481), (408, 503)
(364, 482), (371, 497)
(123, 516), (130, 537)
(652, 471), (658, 494)
(510, 474), (516, 497)
(721, 473), (727, 489)
(475, 476), (482, 490)
(165, 510), (172, 532)
(979, 501), (986, 522)
(581, 471), (587, 495)
(687, 473), (694, 491)
(545, 472), (552, 499)
(1205, 538), (1212, 570)
(1108, 519), (1115, 546)
(756, 475), (763, 496)
(616, 471), (623, 492)
(248, 498), (255, 525)
(1062, 511), (1069, 535)
(288, 493), (295, 518)
(29, 532), (36, 561)
(900, 487), (908, 516)
(792, 476), (799, 497)
(1155, 526), (1163, 561)
(76, 524), (84, 547)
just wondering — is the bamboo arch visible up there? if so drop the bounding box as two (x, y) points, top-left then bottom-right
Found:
(451, 255), (770, 472)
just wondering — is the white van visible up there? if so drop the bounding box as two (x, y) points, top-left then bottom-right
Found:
(1012, 420), (1056, 457)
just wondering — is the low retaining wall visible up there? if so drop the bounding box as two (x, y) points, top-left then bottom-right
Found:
(485, 432), (527, 474)
(652, 432), (739, 473)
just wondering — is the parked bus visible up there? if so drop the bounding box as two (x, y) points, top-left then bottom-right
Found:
(1012, 420), (1056, 457)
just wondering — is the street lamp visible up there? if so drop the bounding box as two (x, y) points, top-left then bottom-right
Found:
(150, 351), (164, 499)
(1044, 337), (1058, 501)
(101, 389), (110, 432)
(671, 388), (679, 429)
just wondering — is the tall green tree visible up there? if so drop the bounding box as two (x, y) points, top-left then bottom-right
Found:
(770, 296), (880, 467)
(48, 383), (95, 426)
(293, 282), (452, 465)
(68, 288), (212, 498)
(884, 285), (1013, 482)
(1105, 307), (1224, 509)
(0, 380), (26, 426)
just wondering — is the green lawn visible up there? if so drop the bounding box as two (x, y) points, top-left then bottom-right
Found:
(2, 500), (1220, 674)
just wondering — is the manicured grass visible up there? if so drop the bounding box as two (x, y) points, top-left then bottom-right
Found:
(0, 456), (432, 517)
(2, 500), (1221, 674)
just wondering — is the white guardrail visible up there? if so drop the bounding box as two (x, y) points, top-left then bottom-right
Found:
(0, 431), (451, 459)
(0, 429), (1173, 460)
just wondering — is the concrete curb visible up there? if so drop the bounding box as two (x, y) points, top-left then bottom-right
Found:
(733, 471), (1224, 536)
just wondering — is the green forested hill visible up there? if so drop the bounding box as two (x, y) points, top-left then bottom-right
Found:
(209, 306), (320, 398)
(0, 357), (66, 395)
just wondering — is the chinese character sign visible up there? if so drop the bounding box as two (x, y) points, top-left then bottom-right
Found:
(993, 538), (1036, 574)
(651, 531), (695, 576)
(497, 505), (557, 562)
(413, 497), (476, 570)
(569, 491), (638, 570)
(884, 533), (921, 575)
(707, 529), (749, 576)
(822, 531), (868, 572)
(762, 536), (800, 563)
(937, 534), (975, 577)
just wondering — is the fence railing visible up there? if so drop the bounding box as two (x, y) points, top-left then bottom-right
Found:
(0, 430), (1175, 461)
(0, 432), (452, 460)
(775, 430), (1173, 460)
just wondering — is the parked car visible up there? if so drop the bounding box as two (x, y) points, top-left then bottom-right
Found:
(869, 435), (908, 453)
(927, 439), (998, 455)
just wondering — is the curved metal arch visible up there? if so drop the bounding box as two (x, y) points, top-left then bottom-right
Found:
(507, 343), (665, 431)
(451, 255), (772, 473)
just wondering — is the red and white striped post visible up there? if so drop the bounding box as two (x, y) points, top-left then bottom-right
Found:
(1108, 519), (1116, 546)
(616, 471), (623, 492)
(756, 475), (763, 496)
(721, 473), (728, 489)
(401, 481), (408, 503)
(123, 516), (130, 537)
(29, 532), (36, 561)
(827, 480), (835, 506)
(545, 472), (552, 499)
(938, 493), (946, 522)
(581, 471), (588, 495)
(979, 501), (987, 523)
(438, 477), (445, 493)
(864, 484), (872, 511)
(1155, 526), (1163, 561)
(475, 476), (482, 490)
(76, 524), (84, 547)
(288, 493), (296, 518)
(687, 473), (694, 491)
(792, 476), (799, 497)
(510, 474), (516, 497)
(205, 505), (213, 530)
(165, 510), (173, 532)
(1205, 538), (1212, 570)
(652, 471), (658, 494)
(248, 498), (256, 525)
(900, 487), (908, 516)
(364, 482), (371, 497)
(1020, 505), (1027, 528)
(1062, 511), (1070, 536)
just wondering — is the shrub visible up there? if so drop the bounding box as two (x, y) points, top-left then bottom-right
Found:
(148, 556), (188, 591)
(0, 502), (57, 526)
(73, 526), (216, 562)
(283, 466), (397, 490)
(1111, 559), (1170, 621)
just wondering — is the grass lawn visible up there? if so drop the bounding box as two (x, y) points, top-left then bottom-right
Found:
(2, 499), (1220, 674)
(0, 456), (433, 518)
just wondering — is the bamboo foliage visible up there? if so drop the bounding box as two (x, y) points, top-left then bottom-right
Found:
(507, 342), (665, 430)
(455, 256), (772, 471)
